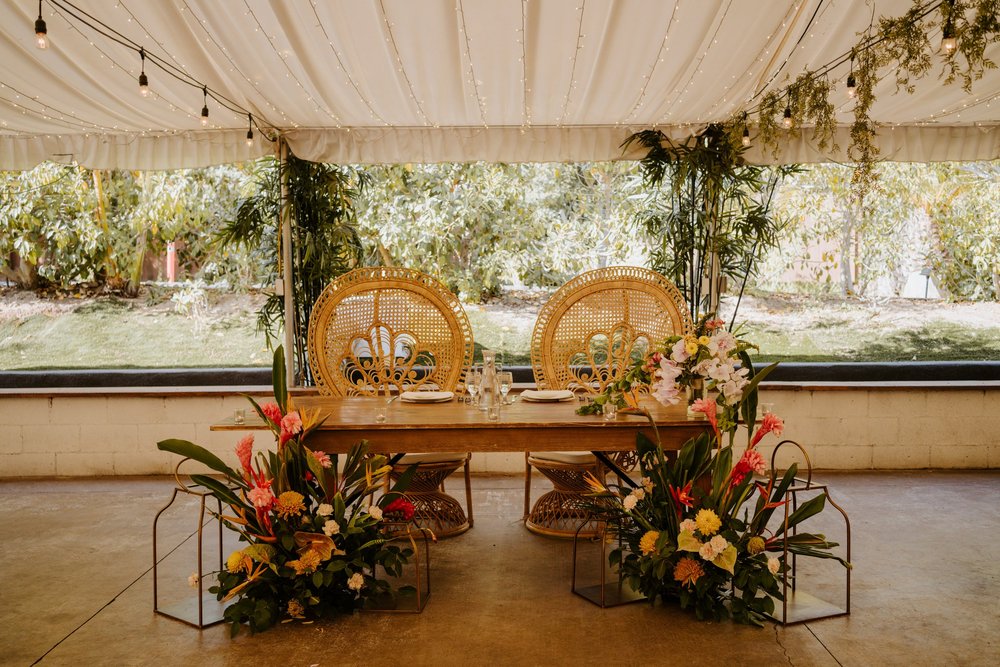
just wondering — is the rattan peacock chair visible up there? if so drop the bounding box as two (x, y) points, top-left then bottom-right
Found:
(307, 266), (476, 538)
(525, 266), (692, 538)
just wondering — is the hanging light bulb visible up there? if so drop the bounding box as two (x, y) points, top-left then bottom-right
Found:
(941, 0), (958, 53)
(138, 47), (149, 97)
(246, 113), (254, 147)
(941, 24), (957, 53)
(846, 55), (857, 98)
(782, 105), (793, 129)
(200, 87), (209, 126)
(742, 125), (751, 147)
(34, 0), (48, 49)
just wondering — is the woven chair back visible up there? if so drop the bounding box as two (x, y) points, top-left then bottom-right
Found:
(307, 267), (475, 396)
(531, 266), (692, 394)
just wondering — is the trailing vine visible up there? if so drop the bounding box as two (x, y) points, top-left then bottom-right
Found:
(736, 0), (999, 200)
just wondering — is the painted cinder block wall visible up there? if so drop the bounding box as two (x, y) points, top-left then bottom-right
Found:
(1, 386), (998, 477)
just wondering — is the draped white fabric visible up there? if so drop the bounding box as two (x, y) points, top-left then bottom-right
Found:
(1, 0), (997, 169)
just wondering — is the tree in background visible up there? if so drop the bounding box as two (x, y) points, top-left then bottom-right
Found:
(0, 162), (255, 294)
(767, 161), (999, 301)
(354, 161), (644, 300)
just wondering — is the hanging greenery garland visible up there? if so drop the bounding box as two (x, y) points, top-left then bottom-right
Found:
(738, 0), (998, 199)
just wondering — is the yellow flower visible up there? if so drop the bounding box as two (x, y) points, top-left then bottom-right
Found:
(639, 530), (660, 556)
(275, 491), (306, 519)
(698, 335), (711, 346)
(747, 536), (766, 555)
(673, 556), (705, 587)
(694, 508), (722, 536)
(287, 599), (306, 619)
(684, 336), (700, 355)
(288, 550), (322, 575)
(226, 550), (252, 574)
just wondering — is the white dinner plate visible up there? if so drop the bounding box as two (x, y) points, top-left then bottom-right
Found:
(520, 389), (576, 402)
(400, 391), (454, 403)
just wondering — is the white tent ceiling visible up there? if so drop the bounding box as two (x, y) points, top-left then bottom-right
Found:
(1, 0), (997, 170)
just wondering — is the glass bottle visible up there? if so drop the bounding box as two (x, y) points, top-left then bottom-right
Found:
(478, 350), (499, 412)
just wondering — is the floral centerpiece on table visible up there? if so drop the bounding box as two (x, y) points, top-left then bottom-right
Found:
(577, 315), (755, 430)
(581, 316), (851, 625)
(158, 347), (416, 636)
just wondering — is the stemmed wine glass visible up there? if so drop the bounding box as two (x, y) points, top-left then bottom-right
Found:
(498, 371), (513, 405)
(466, 367), (481, 406)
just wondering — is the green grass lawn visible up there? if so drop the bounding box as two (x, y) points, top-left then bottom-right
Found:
(1, 290), (998, 370)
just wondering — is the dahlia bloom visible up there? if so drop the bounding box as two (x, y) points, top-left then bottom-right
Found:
(673, 557), (705, 587)
(275, 491), (306, 519)
(694, 508), (722, 536)
(639, 530), (660, 555)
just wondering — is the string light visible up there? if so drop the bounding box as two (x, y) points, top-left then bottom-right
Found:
(741, 113), (751, 146)
(200, 86), (209, 126)
(245, 113), (253, 146)
(138, 47), (149, 97)
(782, 92), (793, 129)
(34, 0), (48, 49)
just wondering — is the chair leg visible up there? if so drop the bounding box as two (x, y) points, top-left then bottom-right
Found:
(463, 454), (474, 528)
(523, 452), (532, 521)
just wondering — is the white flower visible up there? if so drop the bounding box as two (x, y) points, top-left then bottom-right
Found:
(623, 494), (638, 511)
(670, 338), (690, 363)
(768, 557), (781, 575)
(187, 572), (199, 588)
(368, 506), (384, 521)
(641, 476), (654, 493)
(632, 488), (646, 501)
(651, 358), (684, 405)
(347, 572), (365, 592)
(699, 542), (718, 561)
(709, 535), (729, 553)
(317, 503), (334, 517)
(679, 519), (697, 534)
(322, 519), (340, 536)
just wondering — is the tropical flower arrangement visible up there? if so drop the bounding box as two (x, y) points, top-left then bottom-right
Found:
(581, 316), (851, 625)
(158, 347), (416, 636)
(577, 315), (755, 433)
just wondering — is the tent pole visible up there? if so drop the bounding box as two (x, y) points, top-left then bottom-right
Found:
(279, 138), (295, 389)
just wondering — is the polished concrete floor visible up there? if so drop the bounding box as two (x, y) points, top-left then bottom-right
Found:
(0, 470), (998, 667)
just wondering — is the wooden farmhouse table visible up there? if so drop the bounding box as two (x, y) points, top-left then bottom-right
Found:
(211, 393), (709, 459)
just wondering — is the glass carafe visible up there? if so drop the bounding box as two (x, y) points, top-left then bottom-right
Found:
(478, 350), (499, 412)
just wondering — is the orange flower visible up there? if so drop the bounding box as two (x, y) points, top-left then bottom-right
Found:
(673, 556), (705, 587)
(639, 530), (660, 555)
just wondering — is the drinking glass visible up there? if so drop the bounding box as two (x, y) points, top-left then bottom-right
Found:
(602, 401), (617, 421)
(374, 402), (388, 423)
(233, 408), (245, 425)
(466, 367), (481, 405)
(498, 371), (513, 404)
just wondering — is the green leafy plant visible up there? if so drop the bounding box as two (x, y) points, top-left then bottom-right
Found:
(157, 346), (415, 635)
(583, 327), (850, 625)
(624, 126), (793, 322)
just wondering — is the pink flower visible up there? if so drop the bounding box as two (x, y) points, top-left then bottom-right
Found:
(247, 482), (275, 510)
(705, 318), (726, 331)
(691, 398), (720, 440)
(651, 358), (683, 405)
(731, 448), (767, 488)
(235, 434), (254, 475)
(279, 411), (303, 446)
(750, 412), (785, 448)
(311, 449), (332, 469)
(260, 401), (283, 425)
